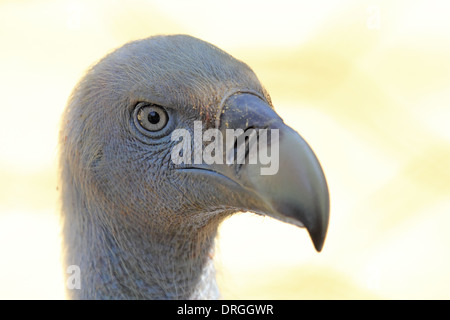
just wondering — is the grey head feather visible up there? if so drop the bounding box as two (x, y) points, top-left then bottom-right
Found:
(60, 34), (330, 299)
(60, 35), (270, 299)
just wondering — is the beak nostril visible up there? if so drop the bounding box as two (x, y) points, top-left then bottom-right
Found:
(227, 126), (258, 174)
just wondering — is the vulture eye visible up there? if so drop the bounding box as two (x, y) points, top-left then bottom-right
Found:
(136, 104), (169, 132)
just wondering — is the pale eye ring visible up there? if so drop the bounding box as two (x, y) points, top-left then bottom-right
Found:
(136, 104), (168, 132)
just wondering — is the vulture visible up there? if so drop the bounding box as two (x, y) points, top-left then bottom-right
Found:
(60, 34), (329, 299)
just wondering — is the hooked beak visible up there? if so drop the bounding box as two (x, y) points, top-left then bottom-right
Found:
(177, 92), (330, 252)
(216, 93), (329, 251)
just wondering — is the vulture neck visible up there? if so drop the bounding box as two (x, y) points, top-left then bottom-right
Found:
(63, 199), (222, 299)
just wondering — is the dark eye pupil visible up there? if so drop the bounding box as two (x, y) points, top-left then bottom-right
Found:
(148, 111), (160, 124)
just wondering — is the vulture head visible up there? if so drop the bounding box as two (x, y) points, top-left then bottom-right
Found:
(60, 34), (329, 299)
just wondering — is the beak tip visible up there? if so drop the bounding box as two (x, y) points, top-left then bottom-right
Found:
(305, 200), (329, 253)
(312, 236), (325, 252)
(306, 224), (327, 252)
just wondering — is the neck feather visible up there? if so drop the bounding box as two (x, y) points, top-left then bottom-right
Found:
(62, 196), (221, 299)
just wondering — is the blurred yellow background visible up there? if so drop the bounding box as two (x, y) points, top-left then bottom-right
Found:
(1, 0), (449, 299)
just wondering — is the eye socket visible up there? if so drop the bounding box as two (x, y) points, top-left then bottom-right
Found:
(136, 104), (169, 132)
